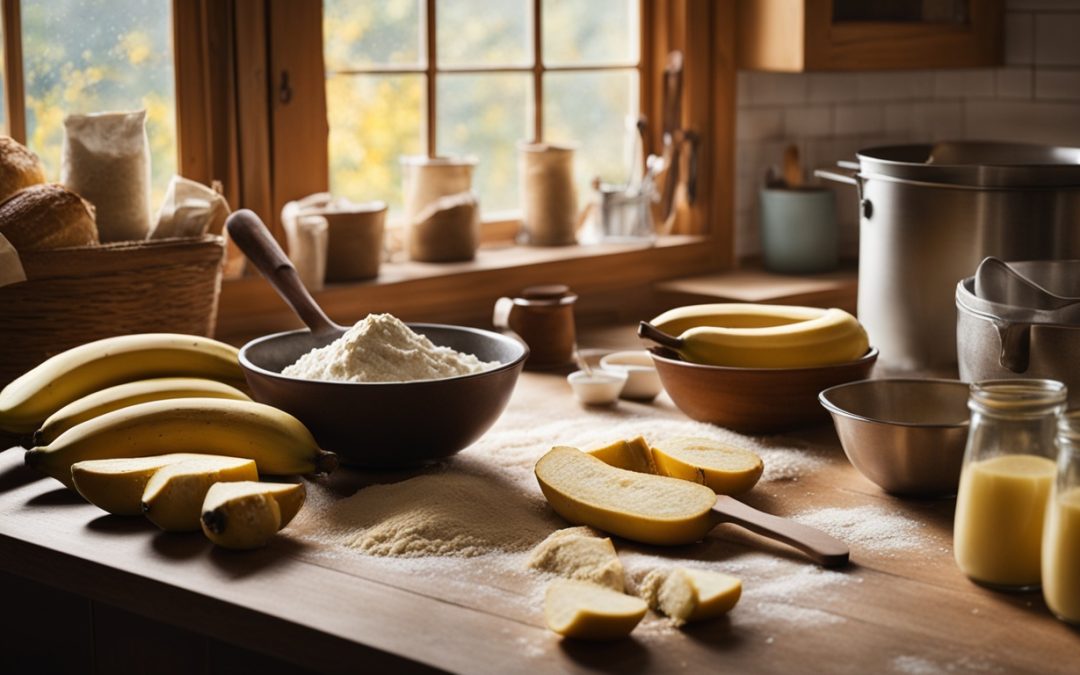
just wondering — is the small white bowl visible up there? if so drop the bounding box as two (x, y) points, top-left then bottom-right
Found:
(599, 350), (663, 401)
(567, 369), (627, 406)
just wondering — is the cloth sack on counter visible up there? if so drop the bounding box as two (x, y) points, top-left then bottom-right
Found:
(149, 175), (231, 239)
(61, 110), (151, 242)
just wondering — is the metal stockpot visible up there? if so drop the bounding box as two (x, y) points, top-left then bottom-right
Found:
(957, 261), (1080, 406)
(818, 142), (1080, 372)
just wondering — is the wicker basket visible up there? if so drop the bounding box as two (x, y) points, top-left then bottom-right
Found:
(0, 235), (226, 387)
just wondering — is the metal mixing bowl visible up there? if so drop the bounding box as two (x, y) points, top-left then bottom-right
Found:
(819, 379), (970, 497)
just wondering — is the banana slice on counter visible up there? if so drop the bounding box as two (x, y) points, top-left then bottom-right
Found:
(651, 437), (763, 495)
(142, 456), (259, 532)
(641, 568), (742, 625)
(544, 579), (647, 640)
(535, 446), (717, 546)
(72, 453), (215, 516)
(201, 481), (306, 550)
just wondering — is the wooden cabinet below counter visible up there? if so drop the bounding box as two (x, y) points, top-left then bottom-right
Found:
(737, 0), (1003, 72)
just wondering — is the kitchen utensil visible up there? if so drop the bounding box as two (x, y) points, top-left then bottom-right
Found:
(819, 379), (970, 497)
(225, 210), (527, 467)
(599, 350), (663, 402)
(648, 346), (878, 433)
(659, 51), (684, 223)
(492, 285), (578, 370)
(974, 257), (1080, 313)
(957, 261), (1080, 406)
(782, 144), (803, 187)
(710, 495), (849, 568)
(816, 141), (1080, 372)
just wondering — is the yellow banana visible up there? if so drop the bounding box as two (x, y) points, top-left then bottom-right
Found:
(647, 304), (869, 368)
(35, 377), (251, 446)
(650, 303), (828, 335)
(0, 333), (244, 436)
(25, 397), (337, 488)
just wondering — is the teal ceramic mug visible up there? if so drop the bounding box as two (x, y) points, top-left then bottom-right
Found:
(759, 186), (838, 274)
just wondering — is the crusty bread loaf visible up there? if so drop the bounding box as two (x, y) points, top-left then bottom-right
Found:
(0, 183), (98, 251)
(0, 136), (47, 203)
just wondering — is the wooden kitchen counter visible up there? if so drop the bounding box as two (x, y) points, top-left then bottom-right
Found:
(1, 346), (1077, 673)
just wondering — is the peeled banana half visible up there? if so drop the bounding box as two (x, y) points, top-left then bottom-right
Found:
(0, 333), (245, 435)
(26, 397), (337, 488)
(647, 304), (869, 368)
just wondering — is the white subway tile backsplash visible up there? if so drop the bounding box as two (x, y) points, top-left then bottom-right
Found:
(965, 100), (1080, 145)
(1035, 13), (1080, 66)
(834, 104), (884, 136)
(1005, 13), (1034, 65)
(732, 10), (1080, 258)
(743, 72), (808, 106)
(884, 103), (915, 136)
(934, 69), (997, 99)
(807, 73), (859, 103)
(910, 101), (964, 139)
(784, 106), (833, 137)
(736, 108), (784, 141)
(996, 67), (1034, 99)
(1035, 68), (1080, 100)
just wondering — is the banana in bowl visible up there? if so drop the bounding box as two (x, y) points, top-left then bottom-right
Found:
(640, 303), (876, 433)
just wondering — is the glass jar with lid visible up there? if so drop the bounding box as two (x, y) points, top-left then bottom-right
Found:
(1042, 411), (1080, 623)
(953, 379), (1066, 590)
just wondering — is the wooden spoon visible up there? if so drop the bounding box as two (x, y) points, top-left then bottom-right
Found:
(783, 144), (803, 188)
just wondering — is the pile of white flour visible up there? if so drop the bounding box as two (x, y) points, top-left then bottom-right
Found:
(282, 313), (498, 383)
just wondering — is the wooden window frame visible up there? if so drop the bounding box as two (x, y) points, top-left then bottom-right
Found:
(0, 0), (736, 338)
(321, 0), (644, 237)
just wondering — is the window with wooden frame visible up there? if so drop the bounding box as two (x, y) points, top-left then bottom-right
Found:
(323, 0), (643, 229)
(0, 0), (177, 204)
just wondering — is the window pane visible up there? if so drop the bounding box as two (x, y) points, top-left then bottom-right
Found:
(436, 0), (530, 67)
(544, 70), (638, 197)
(327, 74), (425, 212)
(543, 0), (639, 66)
(22, 0), (175, 202)
(437, 73), (532, 213)
(324, 0), (424, 71)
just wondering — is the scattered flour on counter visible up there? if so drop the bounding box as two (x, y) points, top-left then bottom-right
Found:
(793, 505), (927, 553)
(282, 312), (498, 383)
(313, 471), (556, 557)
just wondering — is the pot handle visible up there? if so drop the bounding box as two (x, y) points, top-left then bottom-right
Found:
(814, 167), (859, 186)
(994, 320), (1032, 373)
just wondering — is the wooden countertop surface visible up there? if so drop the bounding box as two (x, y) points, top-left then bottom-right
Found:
(1, 343), (1078, 674)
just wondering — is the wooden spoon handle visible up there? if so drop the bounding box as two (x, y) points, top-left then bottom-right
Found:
(712, 495), (849, 568)
(225, 209), (339, 336)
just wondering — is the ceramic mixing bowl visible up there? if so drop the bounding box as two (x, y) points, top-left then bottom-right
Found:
(649, 347), (878, 433)
(819, 378), (970, 497)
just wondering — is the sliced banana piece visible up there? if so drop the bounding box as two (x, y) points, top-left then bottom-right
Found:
(201, 481), (306, 550)
(71, 453), (209, 516)
(585, 436), (658, 475)
(651, 437), (763, 495)
(544, 579), (647, 640)
(141, 456), (259, 531)
(535, 446), (717, 546)
(641, 567), (742, 625)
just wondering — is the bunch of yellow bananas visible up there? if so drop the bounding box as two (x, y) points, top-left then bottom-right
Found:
(0, 333), (337, 486)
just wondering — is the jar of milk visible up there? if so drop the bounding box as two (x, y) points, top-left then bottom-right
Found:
(953, 379), (1066, 591)
(1042, 412), (1080, 623)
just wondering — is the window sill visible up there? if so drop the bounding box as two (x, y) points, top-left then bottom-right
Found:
(215, 235), (719, 344)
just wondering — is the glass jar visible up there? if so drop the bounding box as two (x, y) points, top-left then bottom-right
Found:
(1042, 411), (1080, 623)
(953, 379), (1066, 590)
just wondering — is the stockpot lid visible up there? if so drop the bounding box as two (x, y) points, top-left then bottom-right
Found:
(855, 141), (1080, 188)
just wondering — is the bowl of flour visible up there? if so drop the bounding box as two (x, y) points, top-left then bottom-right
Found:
(239, 313), (528, 467)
